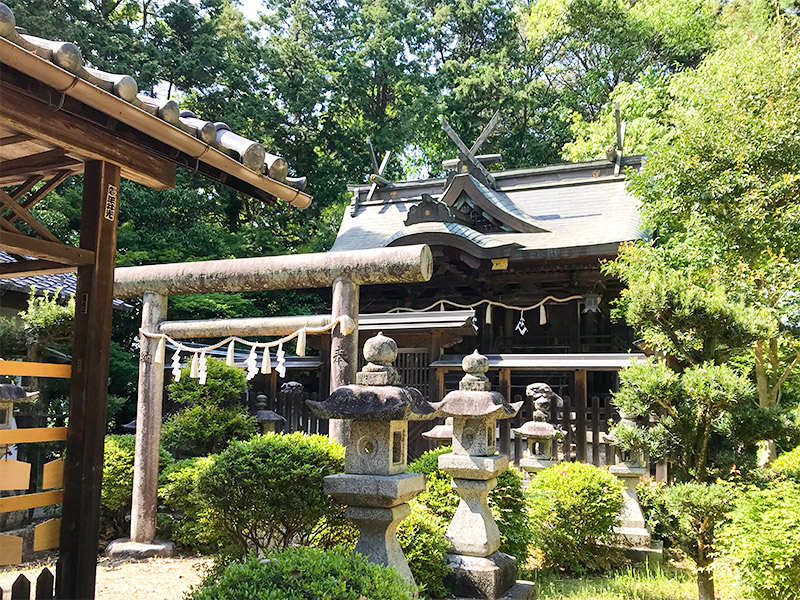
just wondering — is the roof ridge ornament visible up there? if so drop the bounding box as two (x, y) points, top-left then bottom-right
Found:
(403, 193), (454, 226)
(441, 111), (502, 190)
(352, 136), (393, 216)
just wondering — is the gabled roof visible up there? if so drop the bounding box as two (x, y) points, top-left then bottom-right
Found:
(0, 251), (131, 309)
(333, 157), (647, 259)
(439, 174), (549, 233)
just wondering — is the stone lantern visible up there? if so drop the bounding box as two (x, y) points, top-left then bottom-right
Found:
(0, 383), (38, 458)
(607, 412), (660, 558)
(432, 350), (525, 599)
(512, 383), (562, 475)
(254, 393), (285, 434)
(307, 332), (438, 585)
(422, 417), (453, 446)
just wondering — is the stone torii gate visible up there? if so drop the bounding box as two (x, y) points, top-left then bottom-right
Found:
(112, 245), (433, 550)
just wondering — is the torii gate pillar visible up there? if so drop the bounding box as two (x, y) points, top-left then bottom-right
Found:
(329, 276), (359, 444)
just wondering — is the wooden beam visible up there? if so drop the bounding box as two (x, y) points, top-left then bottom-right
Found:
(10, 175), (44, 201)
(0, 361), (71, 378)
(59, 161), (120, 600)
(0, 133), (32, 146)
(0, 427), (68, 444)
(8, 170), (71, 223)
(0, 259), (76, 278)
(0, 490), (63, 513)
(0, 228), (95, 265)
(0, 85), (176, 190)
(0, 148), (80, 179)
(0, 188), (60, 242)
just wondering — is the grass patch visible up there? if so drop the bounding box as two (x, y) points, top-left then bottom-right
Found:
(521, 560), (739, 600)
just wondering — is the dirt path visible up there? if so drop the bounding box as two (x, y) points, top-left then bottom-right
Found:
(0, 556), (212, 600)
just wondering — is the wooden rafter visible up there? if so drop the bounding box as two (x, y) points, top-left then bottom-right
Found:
(7, 170), (71, 224)
(0, 133), (32, 146)
(0, 148), (80, 180)
(0, 259), (76, 279)
(0, 188), (60, 242)
(0, 228), (94, 266)
(10, 175), (44, 201)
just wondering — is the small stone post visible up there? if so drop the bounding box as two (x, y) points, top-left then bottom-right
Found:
(433, 350), (526, 599)
(307, 332), (438, 586)
(513, 383), (562, 476)
(607, 413), (662, 561)
(254, 394), (285, 434)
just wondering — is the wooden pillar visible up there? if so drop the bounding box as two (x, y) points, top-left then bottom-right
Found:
(575, 369), (587, 462)
(568, 298), (581, 352)
(329, 276), (358, 445)
(499, 368), (511, 456)
(591, 395), (601, 466)
(429, 331), (442, 403)
(130, 291), (168, 544)
(58, 161), (120, 600)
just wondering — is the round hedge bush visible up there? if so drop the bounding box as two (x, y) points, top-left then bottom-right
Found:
(720, 480), (800, 600)
(526, 462), (624, 573)
(197, 432), (344, 559)
(161, 403), (257, 458)
(396, 501), (451, 598)
(187, 546), (416, 600)
(101, 434), (172, 538)
(771, 445), (800, 482)
(408, 446), (533, 565)
(158, 456), (217, 552)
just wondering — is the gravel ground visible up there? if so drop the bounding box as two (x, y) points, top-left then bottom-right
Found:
(0, 556), (212, 600)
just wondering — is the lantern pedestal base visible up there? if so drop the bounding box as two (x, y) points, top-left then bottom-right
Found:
(518, 456), (553, 475)
(346, 503), (415, 586)
(445, 551), (519, 599)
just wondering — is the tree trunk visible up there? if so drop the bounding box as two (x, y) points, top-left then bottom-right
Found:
(697, 567), (715, 600)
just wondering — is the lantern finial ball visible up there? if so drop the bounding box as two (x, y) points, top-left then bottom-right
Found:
(363, 331), (398, 365)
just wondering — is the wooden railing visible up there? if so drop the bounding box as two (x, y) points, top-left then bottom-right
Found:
(2, 568), (55, 599)
(0, 360), (69, 568)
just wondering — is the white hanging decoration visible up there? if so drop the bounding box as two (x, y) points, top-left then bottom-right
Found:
(261, 346), (272, 374)
(275, 343), (287, 378)
(539, 304), (547, 326)
(472, 316), (479, 333)
(171, 348), (182, 382)
(198, 352), (208, 385)
(189, 352), (200, 378)
(226, 341), (236, 367)
(485, 303), (493, 325)
(153, 336), (166, 365)
(246, 346), (259, 380)
(296, 328), (307, 357)
(515, 310), (528, 335)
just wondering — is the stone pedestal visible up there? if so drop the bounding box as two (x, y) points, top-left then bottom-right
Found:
(446, 552), (518, 600)
(609, 464), (651, 548)
(348, 504), (413, 583)
(432, 350), (524, 599)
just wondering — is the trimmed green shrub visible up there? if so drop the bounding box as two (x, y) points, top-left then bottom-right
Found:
(662, 482), (735, 600)
(409, 446), (534, 565)
(720, 481), (800, 600)
(526, 462), (624, 573)
(396, 501), (451, 598)
(158, 456), (217, 552)
(635, 477), (675, 543)
(187, 546), (416, 600)
(101, 434), (172, 538)
(772, 445), (800, 482)
(162, 403), (257, 458)
(197, 432), (344, 559)
(168, 357), (248, 407)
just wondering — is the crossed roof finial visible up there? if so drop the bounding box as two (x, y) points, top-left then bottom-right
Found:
(441, 111), (501, 190)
